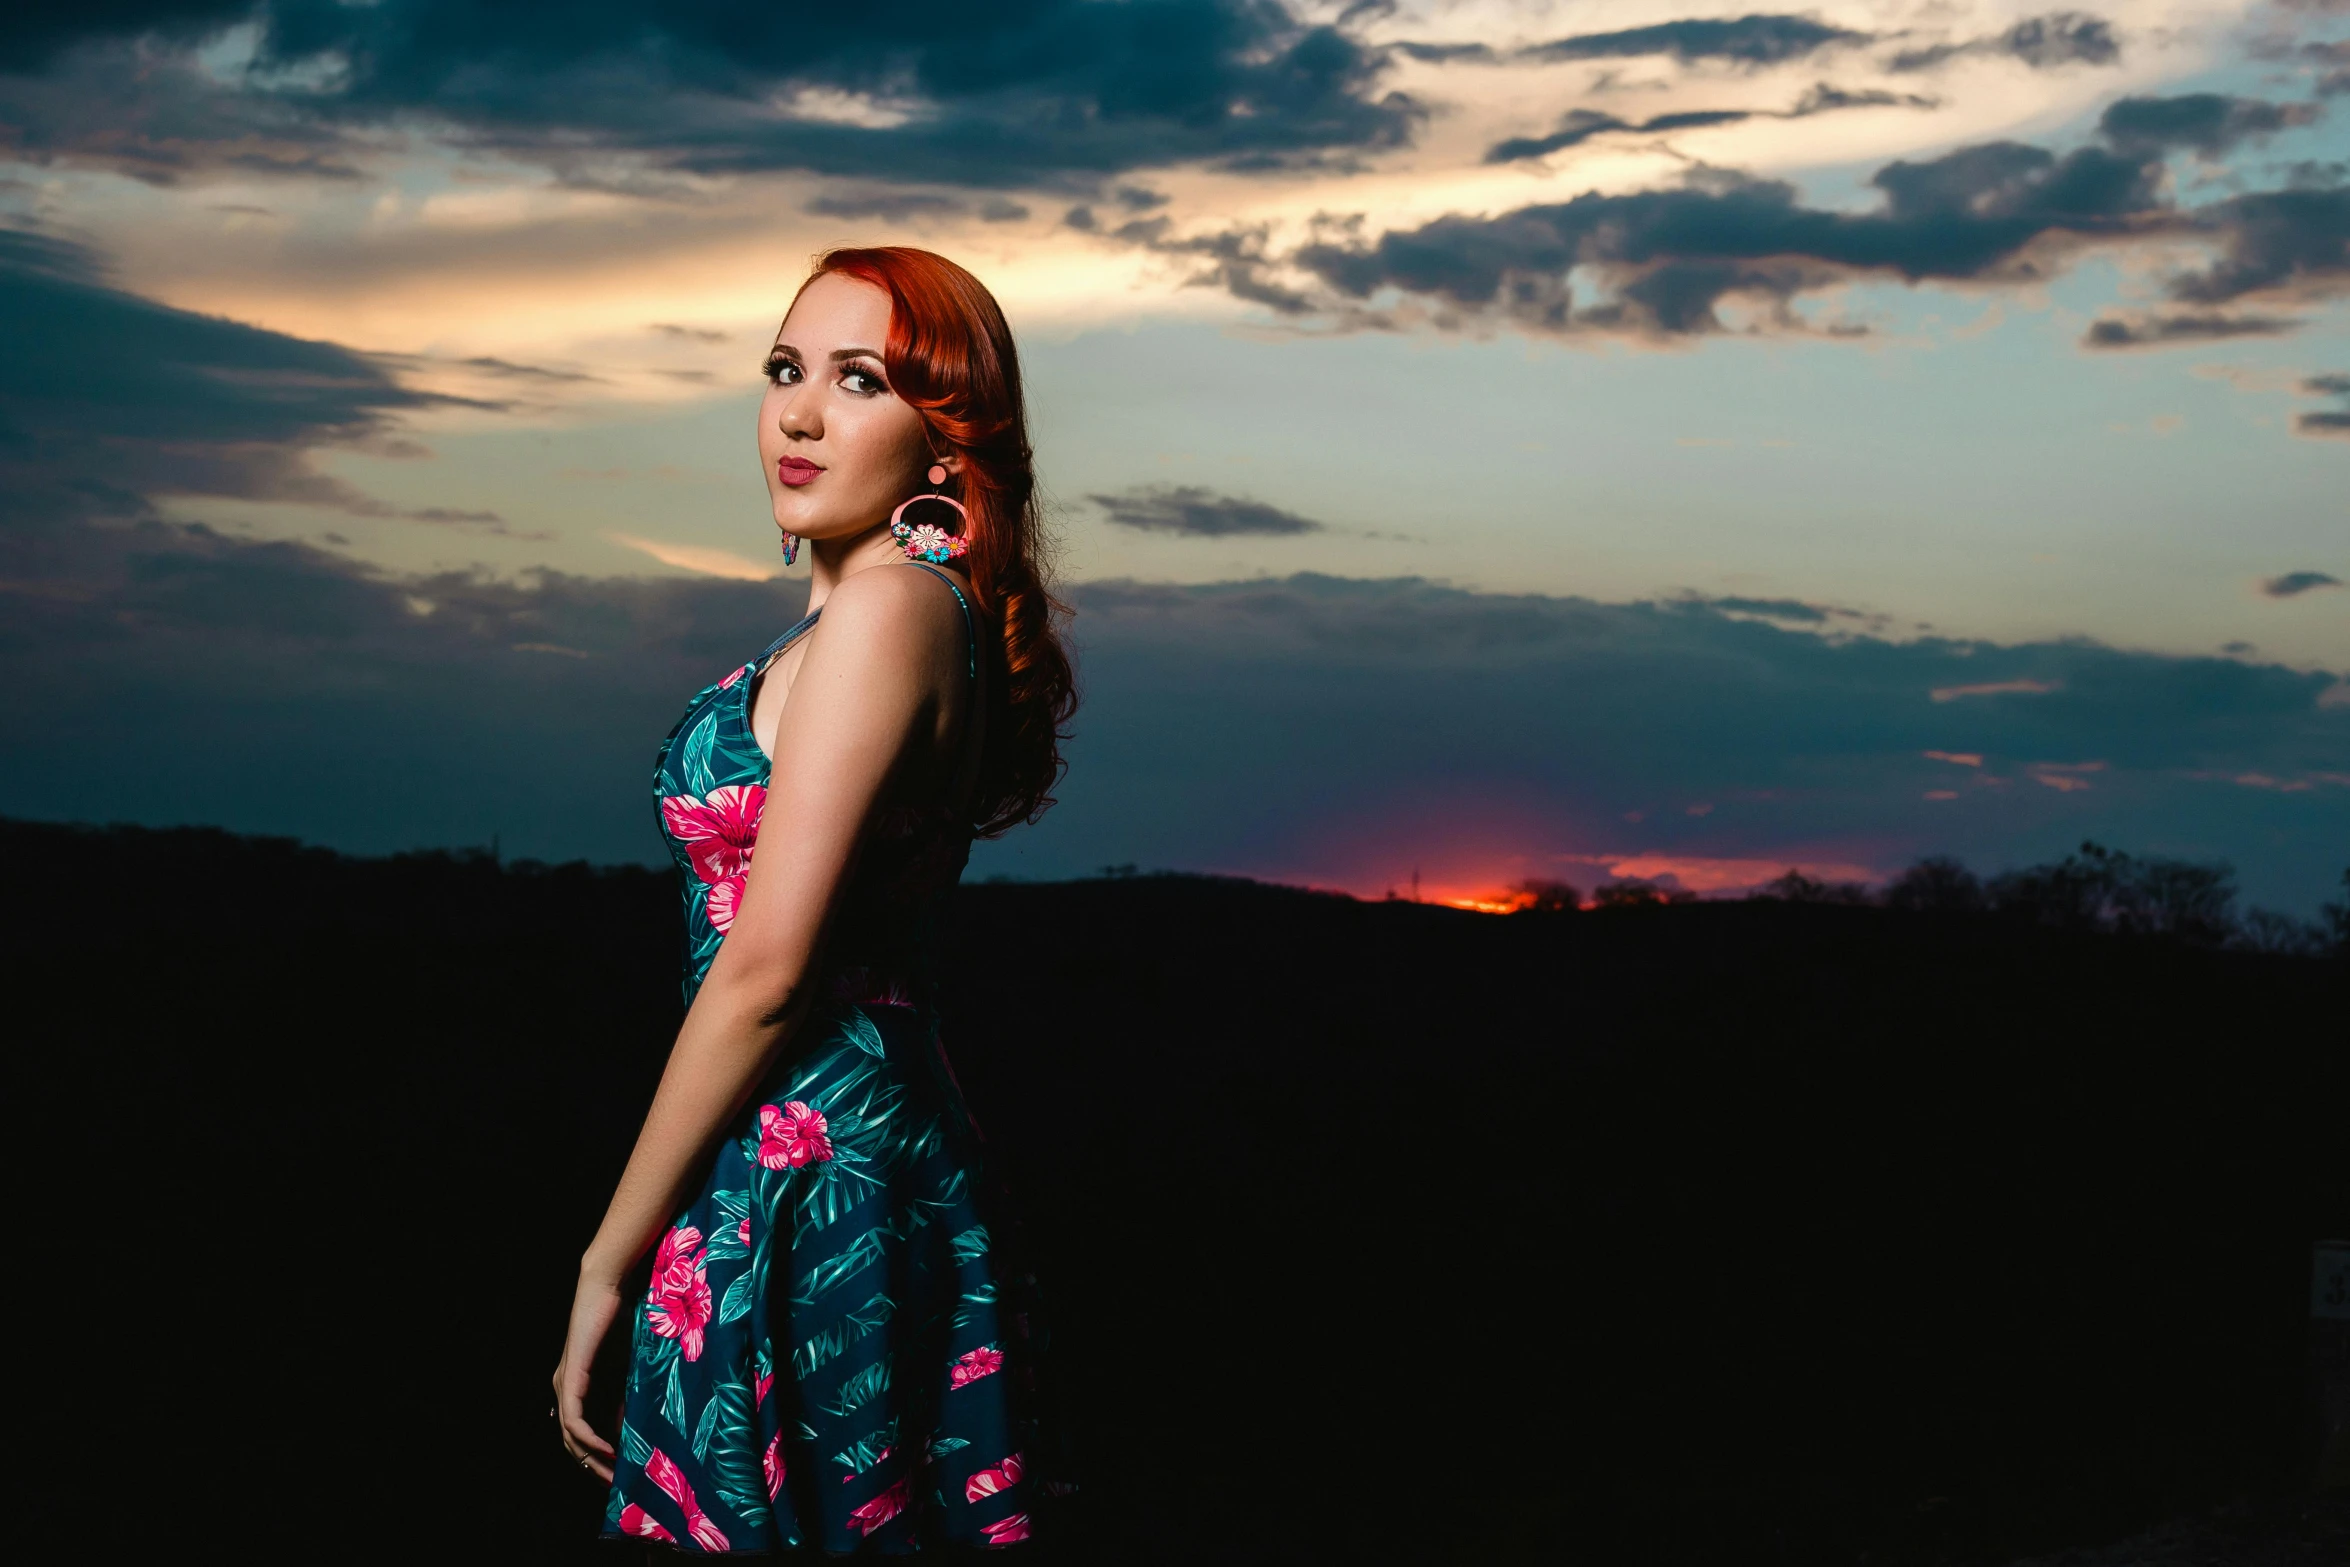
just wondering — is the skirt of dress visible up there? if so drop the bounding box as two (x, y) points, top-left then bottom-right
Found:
(602, 999), (1044, 1554)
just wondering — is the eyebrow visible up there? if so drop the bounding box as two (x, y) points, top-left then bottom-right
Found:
(770, 342), (885, 362)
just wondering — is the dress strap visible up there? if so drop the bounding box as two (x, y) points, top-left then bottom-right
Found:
(755, 606), (822, 667)
(897, 560), (978, 682)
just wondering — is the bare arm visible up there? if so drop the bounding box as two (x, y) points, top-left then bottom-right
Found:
(553, 566), (964, 1475)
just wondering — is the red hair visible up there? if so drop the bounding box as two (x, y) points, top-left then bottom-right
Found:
(796, 246), (1077, 836)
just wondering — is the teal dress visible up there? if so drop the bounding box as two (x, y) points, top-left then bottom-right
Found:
(604, 563), (1049, 1553)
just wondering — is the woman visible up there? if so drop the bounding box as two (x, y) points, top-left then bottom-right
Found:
(552, 248), (1077, 1553)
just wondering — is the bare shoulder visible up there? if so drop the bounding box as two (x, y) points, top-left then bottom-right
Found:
(806, 563), (966, 664)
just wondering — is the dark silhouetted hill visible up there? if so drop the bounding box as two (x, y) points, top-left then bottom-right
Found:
(3, 818), (2343, 1565)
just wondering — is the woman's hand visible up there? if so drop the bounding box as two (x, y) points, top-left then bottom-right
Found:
(552, 1267), (624, 1483)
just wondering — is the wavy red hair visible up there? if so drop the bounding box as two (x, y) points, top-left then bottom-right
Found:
(794, 246), (1076, 836)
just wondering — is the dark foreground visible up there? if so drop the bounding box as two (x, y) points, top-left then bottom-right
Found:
(5, 819), (2344, 1564)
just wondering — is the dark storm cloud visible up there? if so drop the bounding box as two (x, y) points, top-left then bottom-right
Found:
(2098, 93), (2317, 157)
(2294, 373), (2350, 439)
(2261, 569), (2343, 596)
(1022, 576), (2345, 912)
(1513, 15), (1871, 67)
(0, 0), (1424, 188)
(1888, 12), (2122, 74)
(0, 513), (803, 863)
(0, 34), (364, 187)
(1090, 486), (1325, 536)
(5, 549), (2340, 913)
(0, 0), (252, 71)
(1485, 82), (1936, 164)
(0, 226), (486, 522)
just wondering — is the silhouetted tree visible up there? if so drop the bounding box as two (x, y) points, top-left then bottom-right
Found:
(1750, 868), (1872, 905)
(1593, 878), (1695, 908)
(1989, 841), (2122, 931)
(2231, 908), (2329, 957)
(2110, 855), (2237, 944)
(1885, 856), (1986, 913)
(1752, 868), (1827, 902)
(2325, 868), (2350, 957)
(1988, 841), (2239, 946)
(1508, 878), (1583, 914)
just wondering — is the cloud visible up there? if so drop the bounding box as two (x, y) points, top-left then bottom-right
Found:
(9, 554), (2340, 920)
(0, 1), (253, 73)
(1701, 595), (1828, 623)
(2098, 93), (2318, 157)
(1513, 15), (1872, 68)
(2294, 372), (2350, 439)
(804, 190), (973, 222)
(1150, 95), (2347, 341)
(2167, 187), (2350, 306)
(1931, 678), (2063, 702)
(0, 513), (805, 862)
(0, 225), (452, 522)
(1089, 485), (1325, 537)
(2081, 311), (2301, 348)
(1888, 12), (2122, 74)
(1291, 138), (2179, 337)
(1008, 576), (2344, 910)
(607, 533), (781, 581)
(2261, 570), (2343, 597)
(3, 547), (2341, 911)
(1484, 83), (1935, 164)
(0, 0), (1426, 188)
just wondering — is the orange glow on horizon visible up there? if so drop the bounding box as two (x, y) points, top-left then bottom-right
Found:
(1332, 850), (1883, 914)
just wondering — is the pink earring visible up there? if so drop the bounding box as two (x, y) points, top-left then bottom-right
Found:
(778, 529), (799, 567)
(890, 462), (970, 564)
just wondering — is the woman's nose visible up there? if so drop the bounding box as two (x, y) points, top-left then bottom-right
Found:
(776, 386), (818, 436)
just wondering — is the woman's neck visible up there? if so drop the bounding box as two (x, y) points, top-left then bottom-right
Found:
(802, 521), (904, 609)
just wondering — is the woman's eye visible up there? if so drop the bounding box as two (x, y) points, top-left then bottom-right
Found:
(764, 356), (801, 385)
(841, 367), (886, 396)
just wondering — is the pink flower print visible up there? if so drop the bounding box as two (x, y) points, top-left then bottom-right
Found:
(705, 873), (746, 934)
(981, 1513), (1032, 1545)
(948, 1344), (1004, 1389)
(719, 664), (749, 690)
(661, 784), (767, 932)
(763, 1434), (786, 1501)
(757, 1100), (834, 1169)
(755, 1367), (774, 1407)
(964, 1452), (1024, 1503)
(645, 1447), (731, 1551)
(645, 1224), (713, 1362)
(616, 1503), (675, 1542)
(737, 1216), (752, 1247)
(846, 1475), (911, 1538)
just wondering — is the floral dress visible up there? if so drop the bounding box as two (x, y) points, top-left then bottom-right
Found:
(604, 563), (1051, 1554)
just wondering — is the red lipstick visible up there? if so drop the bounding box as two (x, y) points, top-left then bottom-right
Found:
(776, 456), (822, 487)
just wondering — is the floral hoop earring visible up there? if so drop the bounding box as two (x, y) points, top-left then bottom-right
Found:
(890, 464), (970, 565)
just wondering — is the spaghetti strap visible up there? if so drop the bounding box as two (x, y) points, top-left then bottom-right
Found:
(754, 566), (975, 681)
(755, 606), (822, 666)
(898, 560), (978, 682)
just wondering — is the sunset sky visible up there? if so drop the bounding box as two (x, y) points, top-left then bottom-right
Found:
(3, 0), (2344, 912)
